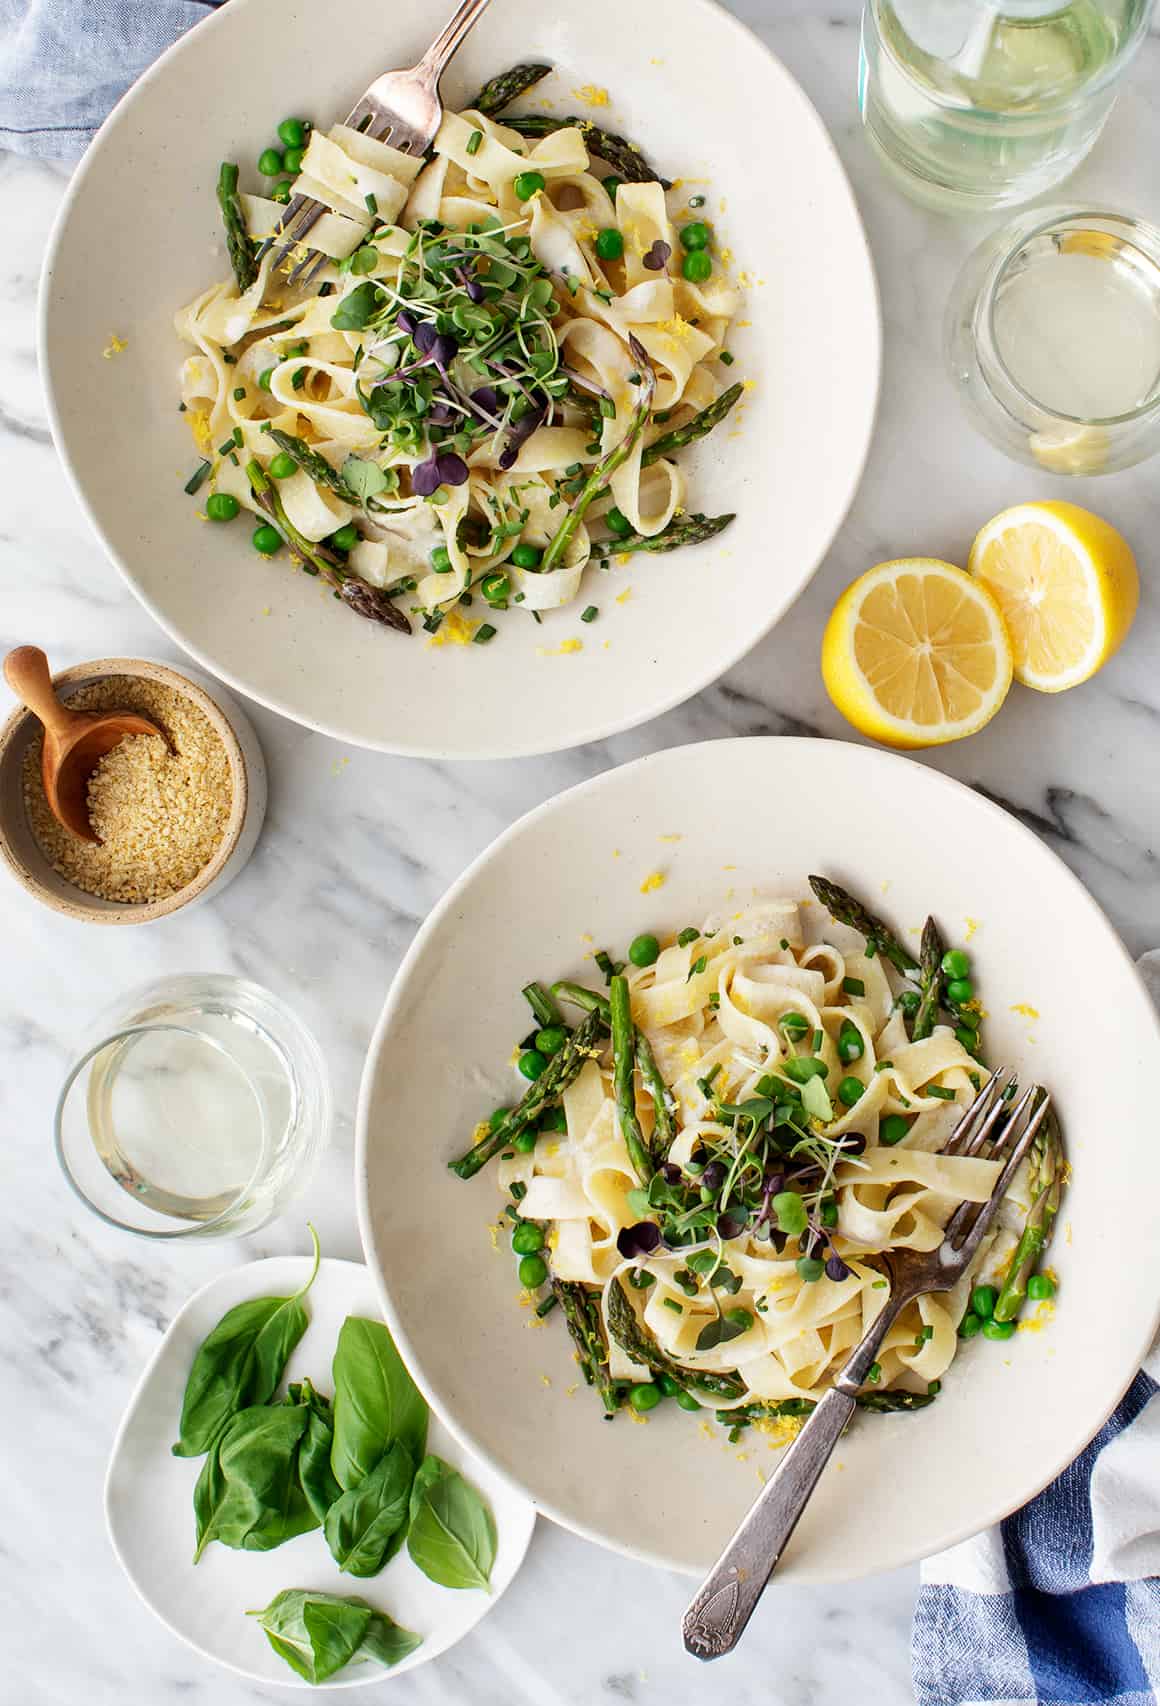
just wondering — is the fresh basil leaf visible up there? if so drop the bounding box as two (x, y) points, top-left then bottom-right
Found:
(361, 1610), (423, 1668)
(331, 1318), (428, 1492)
(331, 281), (385, 331)
(192, 1404), (318, 1562)
(173, 1228), (321, 1457)
(323, 1440), (413, 1577)
(406, 1454), (496, 1592)
(297, 1397), (343, 1524)
(248, 1589), (371, 1685)
(340, 456), (390, 502)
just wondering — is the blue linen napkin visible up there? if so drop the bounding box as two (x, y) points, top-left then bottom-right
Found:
(0, 0), (221, 160)
(914, 950), (1160, 1706)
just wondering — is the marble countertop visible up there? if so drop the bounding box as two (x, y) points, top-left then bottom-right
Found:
(3, 4), (1160, 1702)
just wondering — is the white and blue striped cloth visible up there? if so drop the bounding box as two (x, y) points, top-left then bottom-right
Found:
(0, 0), (220, 159)
(915, 955), (1160, 1706)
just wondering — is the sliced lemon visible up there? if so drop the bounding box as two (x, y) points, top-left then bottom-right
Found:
(968, 501), (1138, 692)
(1028, 425), (1112, 477)
(822, 558), (1012, 748)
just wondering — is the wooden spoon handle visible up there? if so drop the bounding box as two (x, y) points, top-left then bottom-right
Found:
(3, 646), (76, 739)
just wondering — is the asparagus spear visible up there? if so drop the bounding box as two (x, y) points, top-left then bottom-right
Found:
(246, 462), (410, 635)
(807, 876), (920, 976)
(267, 430), (360, 503)
(448, 1010), (604, 1180)
(605, 1280), (745, 1399)
(505, 114), (670, 187)
(610, 975), (654, 1185)
(554, 1280), (622, 1416)
(542, 339), (655, 576)
(552, 980), (675, 1162)
(593, 511), (735, 558)
(992, 1100), (1063, 1324)
(468, 63), (552, 116)
(724, 1389), (937, 1422)
(641, 385), (744, 468)
(911, 917), (945, 1042)
(217, 162), (257, 294)
(522, 981), (562, 1028)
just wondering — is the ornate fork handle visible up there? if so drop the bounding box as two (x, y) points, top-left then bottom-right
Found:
(682, 1311), (897, 1659)
(417, 0), (495, 84)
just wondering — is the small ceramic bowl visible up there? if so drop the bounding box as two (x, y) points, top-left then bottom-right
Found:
(0, 656), (266, 924)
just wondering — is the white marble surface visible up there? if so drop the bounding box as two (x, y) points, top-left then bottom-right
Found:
(3, 5), (1160, 1702)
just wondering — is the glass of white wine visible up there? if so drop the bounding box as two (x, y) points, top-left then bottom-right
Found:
(944, 207), (1160, 474)
(55, 975), (329, 1238)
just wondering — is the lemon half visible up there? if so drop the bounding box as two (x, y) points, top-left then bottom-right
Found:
(822, 558), (1013, 748)
(968, 501), (1138, 692)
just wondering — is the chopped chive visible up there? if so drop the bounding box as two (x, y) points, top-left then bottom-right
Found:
(872, 1279), (888, 1289)
(812, 1029), (824, 1053)
(662, 1298), (683, 1314)
(928, 1380), (941, 1396)
(580, 605), (598, 623)
(708, 993), (720, 1010)
(365, 192), (378, 215)
(696, 1064), (721, 1098)
(216, 437), (235, 456)
(510, 1180), (526, 1201)
(536, 1294), (558, 1318)
(686, 955), (707, 982)
(232, 385), (246, 401)
(677, 927), (700, 947)
(689, 194), (706, 208)
(874, 1059), (894, 1072)
(719, 350), (735, 366)
(292, 367), (307, 390)
(318, 281), (335, 297)
(222, 351), (237, 365)
(779, 938), (789, 950)
(472, 623), (497, 644)
(466, 129), (483, 156)
(921, 1323), (934, 1340)
(865, 939), (877, 959)
(866, 1361), (882, 1383)
(926, 1085), (957, 1101)
(183, 460), (212, 494)
(842, 977), (866, 998)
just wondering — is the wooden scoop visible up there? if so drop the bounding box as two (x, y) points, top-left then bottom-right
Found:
(3, 646), (166, 843)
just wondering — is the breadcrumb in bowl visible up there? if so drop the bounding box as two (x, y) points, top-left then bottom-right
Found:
(0, 657), (266, 924)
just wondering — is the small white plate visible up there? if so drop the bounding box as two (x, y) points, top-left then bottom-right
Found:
(104, 1257), (535, 1687)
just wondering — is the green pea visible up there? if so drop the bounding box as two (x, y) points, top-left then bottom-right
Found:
(982, 1318), (1015, 1341)
(782, 1056), (827, 1083)
(488, 1106), (512, 1131)
(838, 1075), (864, 1108)
(680, 221), (711, 251)
(675, 1389), (701, 1412)
(629, 1383), (662, 1413)
(518, 1254), (548, 1288)
(956, 1027), (979, 1052)
(595, 227), (624, 261)
(683, 250), (713, 284)
(538, 1105), (568, 1134)
(277, 117), (308, 149)
(941, 949), (970, 980)
(268, 452), (298, 480)
(628, 933), (660, 967)
(970, 1284), (997, 1321)
(481, 570), (510, 605)
(430, 545), (453, 573)
(946, 978), (974, 1005)
(270, 180), (294, 204)
(205, 493), (239, 522)
(657, 1374), (682, 1397)
(512, 1128), (537, 1153)
(880, 1114), (910, 1146)
(605, 506), (633, 538)
(331, 524), (360, 553)
(535, 1026), (567, 1057)
(258, 367), (276, 391)
(511, 542), (544, 570)
(795, 1257), (824, 1283)
(958, 1311), (983, 1339)
(518, 1049), (546, 1081)
(838, 1020), (864, 1063)
(514, 170), (546, 201)
(602, 175), (623, 199)
(282, 146), (305, 175)
(252, 524), (283, 555)
(511, 1223), (543, 1256)
(1028, 1273), (1056, 1301)
(258, 147), (285, 176)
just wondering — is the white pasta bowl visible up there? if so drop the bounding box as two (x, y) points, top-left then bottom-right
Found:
(358, 737), (1160, 1581)
(40, 0), (878, 759)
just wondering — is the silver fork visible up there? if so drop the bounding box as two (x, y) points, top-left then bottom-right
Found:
(262, 0), (495, 285)
(682, 1071), (1051, 1660)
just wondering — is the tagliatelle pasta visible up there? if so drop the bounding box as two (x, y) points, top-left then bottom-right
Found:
(176, 79), (743, 641)
(453, 891), (1061, 1436)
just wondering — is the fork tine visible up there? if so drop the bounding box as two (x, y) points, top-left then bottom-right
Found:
(959, 1076), (1023, 1157)
(945, 1090), (1051, 1256)
(941, 1068), (1008, 1156)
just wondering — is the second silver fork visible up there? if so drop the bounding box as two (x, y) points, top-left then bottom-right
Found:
(682, 1071), (1051, 1660)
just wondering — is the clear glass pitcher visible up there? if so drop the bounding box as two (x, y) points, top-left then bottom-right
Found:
(859, 0), (1154, 212)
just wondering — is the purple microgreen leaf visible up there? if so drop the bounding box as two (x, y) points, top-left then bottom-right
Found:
(825, 1253), (851, 1282)
(716, 1210), (748, 1241)
(642, 239), (671, 272)
(411, 457), (442, 497)
(616, 1221), (662, 1260)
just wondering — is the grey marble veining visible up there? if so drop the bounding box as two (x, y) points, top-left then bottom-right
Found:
(2, 5), (1159, 1702)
